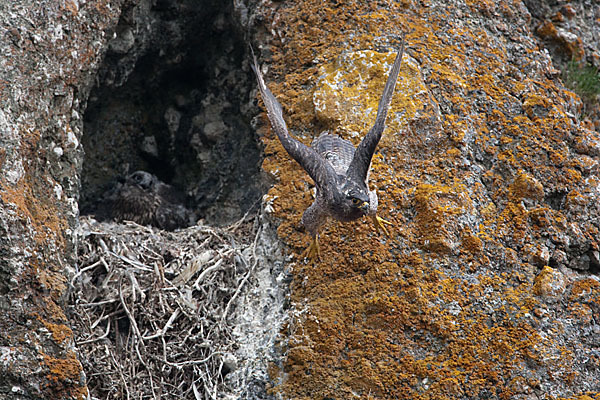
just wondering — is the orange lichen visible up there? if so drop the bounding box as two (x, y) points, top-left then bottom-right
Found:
(569, 278), (600, 302)
(254, 0), (599, 398)
(461, 229), (483, 254)
(62, 0), (79, 16)
(509, 171), (544, 201)
(535, 19), (585, 61)
(39, 317), (74, 345)
(42, 351), (87, 399)
(0, 175), (68, 250)
(413, 182), (467, 254)
(533, 266), (566, 300)
(536, 20), (559, 39)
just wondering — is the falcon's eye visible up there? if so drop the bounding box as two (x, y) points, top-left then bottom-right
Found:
(351, 198), (361, 205)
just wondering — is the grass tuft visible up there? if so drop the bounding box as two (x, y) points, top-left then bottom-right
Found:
(564, 59), (600, 105)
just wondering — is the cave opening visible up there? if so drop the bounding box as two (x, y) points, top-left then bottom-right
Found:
(79, 0), (266, 227)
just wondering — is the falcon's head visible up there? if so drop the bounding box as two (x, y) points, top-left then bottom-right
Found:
(341, 181), (370, 214)
(126, 171), (159, 192)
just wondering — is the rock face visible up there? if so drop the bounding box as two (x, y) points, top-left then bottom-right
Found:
(2, 0), (600, 399)
(251, 0), (600, 399)
(0, 0), (271, 398)
(525, 0), (600, 131)
(0, 1), (122, 398)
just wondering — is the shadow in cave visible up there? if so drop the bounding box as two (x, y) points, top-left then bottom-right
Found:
(79, 0), (267, 228)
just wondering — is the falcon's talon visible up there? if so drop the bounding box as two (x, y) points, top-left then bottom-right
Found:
(302, 236), (321, 261)
(372, 215), (392, 236)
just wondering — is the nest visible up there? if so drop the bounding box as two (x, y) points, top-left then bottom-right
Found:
(69, 214), (266, 400)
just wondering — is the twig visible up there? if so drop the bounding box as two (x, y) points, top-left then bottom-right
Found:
(143, 308), (180, 340)
(79, 298), (118, 308)
(193, 259), (224, 289)
(163, 352), (225, 367)
(79, 320), (111, 345)
(221, 223), (262, 322)
(118, 274), (143, 341)
(70, 259), (104, 286)
(111, 252), (154, 272)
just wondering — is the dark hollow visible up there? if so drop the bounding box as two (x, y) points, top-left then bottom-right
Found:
(79, 0), (266, 227)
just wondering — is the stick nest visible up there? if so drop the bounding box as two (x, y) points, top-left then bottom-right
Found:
(69, 215), (262, 399)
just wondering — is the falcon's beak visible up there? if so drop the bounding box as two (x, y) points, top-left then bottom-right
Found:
(360, 201), (369, 212)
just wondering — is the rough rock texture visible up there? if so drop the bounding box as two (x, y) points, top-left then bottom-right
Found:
(525, 0), (600, 130)
(80, 0), (266, 226)
(248, 0), (600, 399)
(224, 216), (290, 400)
(0, 1), (123, 398)
(0, 0), (273, 398)
(525, 0), (599, 65)
(3, 0), (600, 399)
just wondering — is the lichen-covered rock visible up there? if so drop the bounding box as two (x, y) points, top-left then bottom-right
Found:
(525, 0), (600, 131)
(526, 0), (599, 65)
(250, 0), (600, 398)
(0, 1), (124, 398)
(2, 0), (600, 398)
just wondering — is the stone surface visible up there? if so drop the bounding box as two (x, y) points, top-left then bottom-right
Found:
(2, 0), (600, 399)
(79, 0), (267, 226)
(0, 0), (269, 397)
(525, 0), (600, 131)
(249, 0), (600, 398)
(0, 0), (123, 398)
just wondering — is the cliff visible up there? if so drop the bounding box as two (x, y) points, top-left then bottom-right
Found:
(0, 1), (122, 398)
(1, 0), (599, 399)
(252, 0), (600, 398)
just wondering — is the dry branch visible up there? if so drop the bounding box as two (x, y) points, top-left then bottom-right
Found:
(69, 215), (260, 399)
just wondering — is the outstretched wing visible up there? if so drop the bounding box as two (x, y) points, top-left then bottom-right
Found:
(347, 38), (405, 183)
(250, 47), (337, 192)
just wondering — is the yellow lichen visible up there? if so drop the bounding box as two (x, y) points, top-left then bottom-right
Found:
(253, 0), (597, 398)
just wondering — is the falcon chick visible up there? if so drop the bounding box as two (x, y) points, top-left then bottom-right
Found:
(110, 170), (195, 231)
(251, 40), (404, 259)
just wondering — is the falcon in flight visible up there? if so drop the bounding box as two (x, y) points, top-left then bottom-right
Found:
(251, 39), (404, 259)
